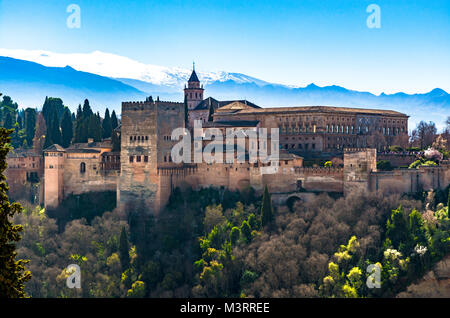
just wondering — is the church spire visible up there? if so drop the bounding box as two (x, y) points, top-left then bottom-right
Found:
(184, 62), (204, 110)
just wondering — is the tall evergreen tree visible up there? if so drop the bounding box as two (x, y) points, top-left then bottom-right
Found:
(102, 108), (112, 139)
(74, 104), (85, 143)
(24, 108), (36, 147)
(82, 99), (93, 119)
(0, 127), (32, 297)
(50, 111), (62, 146)
(111, 110), (118, 130)
(111, 130), (120, 151)
(87, 114), (102, 142)
(34, 112), (46, 152)
(3, 113), (13, 129)
(61, 108), (73, 148)
(261, 185), (274, 227)
(119, 227), (130, 271)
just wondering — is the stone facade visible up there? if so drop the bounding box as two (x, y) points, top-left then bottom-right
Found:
(35, 68), (449, 214)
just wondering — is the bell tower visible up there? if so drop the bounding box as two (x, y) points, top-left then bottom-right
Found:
(184, 62), (204, 110)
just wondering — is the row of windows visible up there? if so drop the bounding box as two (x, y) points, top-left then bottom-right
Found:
(44, 152), (63, 157)
(280, 125), (317, 134)
(324, 125), (405, 135)
(186, 92), (202, 99)
(129, 135), (149, 142)
(129, 155), (149, 163)
(278, 116), (405, 125)
(282, 143), (316, 150)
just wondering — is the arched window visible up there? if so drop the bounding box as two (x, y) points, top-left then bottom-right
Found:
(80, 162), (86, 174)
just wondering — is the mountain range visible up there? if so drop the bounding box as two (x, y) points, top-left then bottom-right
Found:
(0, 49), (448, 130)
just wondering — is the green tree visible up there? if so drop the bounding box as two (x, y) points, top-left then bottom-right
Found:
(230, 227), (240, 245)
(102, 108), (112, 139)
(87, 114), (102, 142)
(61, 108), (73, 148)
(409, 209), (426, 246)
(261, 185), (274, 227)
(385, 206), (411, 254)
(126, 280), (145, 298)
(111, 110), (118, 130)
(24, 108), (36, 147)
(0, 127), (31, 297)
(50, 110), (62, 146)
(119, 226), (130, 271)
(240, 220), (252, 242)
(3, 113), (13, 129)
(112, 131), (120, 151)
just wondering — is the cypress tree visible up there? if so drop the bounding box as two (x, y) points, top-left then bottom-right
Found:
(261, 185), (274, 227)
(34, 112), (46, 152)
(82, 99), (93, 119)
(87, 114), (102, 142)
(3, 113), (13, 129)
(111, 110), (118, 130)
(50, 111), (62, 146)
(74, 104), (84, 143)
(112, 130), (120, 151)
(24, 108), (36, 147)
(102, 108), (112, 139)
(0, 127), (32, 297)
(61, 108), (73, 148)
(119, 227), (130, 270)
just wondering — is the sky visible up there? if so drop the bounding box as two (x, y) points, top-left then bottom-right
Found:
(0, 0), (449, 95)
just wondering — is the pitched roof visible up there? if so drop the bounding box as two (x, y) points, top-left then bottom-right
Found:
(188, 70), (200, 82)
(232, 105), (407, 116)
(215, 101), (261, 114)
(218, 100), (260, 109)
(43, 144), (65, 152)
(203, 120), (260, 128)
(65, 148), (101, 154)
(193, 97), (220, 111)
(66, 140), (112, 150)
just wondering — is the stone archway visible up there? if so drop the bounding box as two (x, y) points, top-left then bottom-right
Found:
(286, 195), (301, 212)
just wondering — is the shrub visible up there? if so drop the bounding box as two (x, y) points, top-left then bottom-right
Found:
(377, 160), (393, 171)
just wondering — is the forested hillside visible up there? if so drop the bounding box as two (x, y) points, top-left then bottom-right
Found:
(12, 185), (449, 298)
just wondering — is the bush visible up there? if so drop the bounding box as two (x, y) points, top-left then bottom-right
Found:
(389, 145), (403, 152)
(409, 159), (424, 169)
(377, 160), (393, 171)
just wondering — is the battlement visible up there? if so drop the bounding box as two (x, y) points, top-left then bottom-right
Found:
(293, 166), (343, 174)
(344, 148), (373, 153)
(122, 100), (185, 112)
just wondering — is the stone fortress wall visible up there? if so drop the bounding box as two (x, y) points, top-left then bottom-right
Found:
(12, 68), (447, 214)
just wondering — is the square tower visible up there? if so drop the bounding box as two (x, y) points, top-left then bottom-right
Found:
(118, 98), (185, 214)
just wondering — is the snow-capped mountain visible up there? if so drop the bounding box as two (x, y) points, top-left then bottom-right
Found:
(0, 49), (270, 89)
(0, 49), (448, 130)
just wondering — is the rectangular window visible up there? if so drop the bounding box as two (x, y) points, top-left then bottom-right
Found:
(129, 156), (134, 163)
(144, 156), (148, 162)
(136, 156), (141, 162)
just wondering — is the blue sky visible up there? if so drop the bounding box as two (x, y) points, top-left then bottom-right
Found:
(0, 0), (449, 94)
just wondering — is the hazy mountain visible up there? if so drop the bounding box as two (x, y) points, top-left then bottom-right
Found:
(0, 56), (147, 113)
(0, 49), (448, 130)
